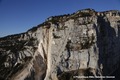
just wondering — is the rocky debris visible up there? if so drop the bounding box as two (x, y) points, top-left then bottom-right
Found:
(0, 8), (120, 80)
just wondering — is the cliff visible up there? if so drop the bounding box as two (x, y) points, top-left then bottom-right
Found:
(0, 8), (120, 80)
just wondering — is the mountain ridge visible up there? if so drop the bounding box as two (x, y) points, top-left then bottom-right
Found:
(1, 8), (120, 39)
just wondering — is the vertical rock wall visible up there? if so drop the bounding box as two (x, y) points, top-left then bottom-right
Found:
(0, 9), (120, 80)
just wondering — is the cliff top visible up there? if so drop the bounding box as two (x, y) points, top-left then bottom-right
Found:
(0, 8), (120, 40)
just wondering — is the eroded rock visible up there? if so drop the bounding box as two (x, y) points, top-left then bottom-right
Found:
(0, 9), (120, 80)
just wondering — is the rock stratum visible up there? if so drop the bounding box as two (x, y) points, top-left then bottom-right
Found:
(0, 9), (120, 80)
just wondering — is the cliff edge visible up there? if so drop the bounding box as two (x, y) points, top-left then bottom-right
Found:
(0, 9), (120, 80)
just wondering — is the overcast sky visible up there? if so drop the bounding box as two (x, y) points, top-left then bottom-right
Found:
(0, 0), (120, 37)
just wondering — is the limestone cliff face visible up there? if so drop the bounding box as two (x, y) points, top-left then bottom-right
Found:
(0, 9), (120, 80)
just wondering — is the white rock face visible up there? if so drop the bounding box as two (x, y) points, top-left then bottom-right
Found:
(0, 9), (120, 80)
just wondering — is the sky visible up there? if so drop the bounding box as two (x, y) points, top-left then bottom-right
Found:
(0, 0), (120, 37)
